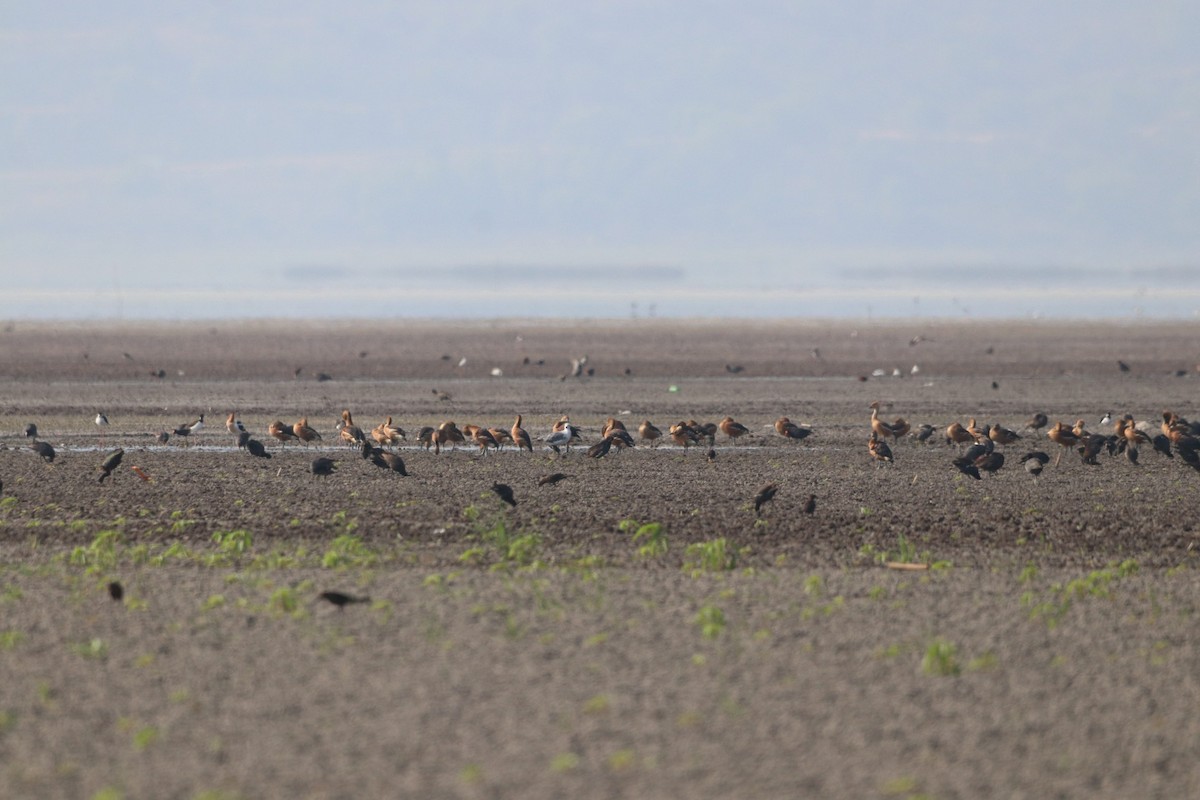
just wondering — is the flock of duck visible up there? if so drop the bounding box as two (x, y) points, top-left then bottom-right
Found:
(865, 402), (1200, 478)
(13, 405), (1200, 488)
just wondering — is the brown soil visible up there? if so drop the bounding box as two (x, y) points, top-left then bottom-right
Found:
(1, 319), (1199, 799)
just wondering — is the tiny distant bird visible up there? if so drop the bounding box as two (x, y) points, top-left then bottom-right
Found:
(108, 581), (124, 602)
(311, 457), (337, 477)
(30, 440), (55, 463)
(1118, 360), (1131, 373)
(491, 482), (517, 507)
(98, 448), (124, 482)
(803, 494), (816, 514)
(245, 439), (272, 459)
(706, 448), (717, 462)
(754, 482), (778, 516)
(319, 590), (370, 609)
(155, 431), (170, 444)
(24, 423), (37, 438)
(538, 473), (571, 486)
(991, 381), (1000, 390)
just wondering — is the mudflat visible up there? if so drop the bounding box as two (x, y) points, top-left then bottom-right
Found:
(1, 319), (1199, 799)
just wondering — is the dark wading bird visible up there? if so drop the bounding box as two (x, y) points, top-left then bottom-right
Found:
(1021, 451), (1050, 479)
(319, 590), (370, 609)
(108, 581), (124, 602)
(754, 482), (778, 516)
(586, 435), (615, 459)
(311, 457), (337, 477)
(30, 440), (56, 463)
(98, 448), (124, 482)
(245, 439), (272, 459)
(492, 482), (517, 508)
(538, 473), (571, 486)
(369, 450), (408, 476)
(803, 494), (817, 515)
(24, 423), (37, 438)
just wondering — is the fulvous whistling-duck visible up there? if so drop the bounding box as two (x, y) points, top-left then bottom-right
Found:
(368, 450), (407, 475)
(670, 422), (702, 450)
(437, 421), (464, 449)
(775, 417), (813, 441)
(869, 402), (897, 441)
(512, 415), (533, 453)
(988, 423), (1021, 447)
(889, 418), (911, 440)
(1046, 421), (1080, 466)
(600, 417), (627, 438)
(294, 417), (322, 446)
(472, 427), (499, 455)
(339, 410), (365, 447)
(966, 418), (987, 443)
(269, 420), (298, 445)
(945, 422), (974, 447)
(639, 420), (663, 446)
(719, 416), (750, 443)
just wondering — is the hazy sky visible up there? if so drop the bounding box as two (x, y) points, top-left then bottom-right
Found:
(3, 2), (1199, 317)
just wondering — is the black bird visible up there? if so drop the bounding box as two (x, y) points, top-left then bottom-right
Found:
(245, 439), (272, 459)
(156, 431), (170, 445)
(1078, 434), (1107, 465)
(1126, 445), (1140, 465)
(30, 440), (55, 463)
(976, 452), (1005, 476)
(319, 590), (370, 609)
(803, 494), (816, 514)
(586, 435), (613, 459)
(1118, 360), (1131, 373)
(108, 581), (124, 602)
(1021, 451), (1050, 478)
(98, 448), (124, 483)
(915, 424), (935, 444)
(954, 460), (982, 480)
(538, 473), (571, 486)
(706, 448), (717, 462)
(1152, 434), (1173, 459)
(312, 457), (337, 476)
(370, 451), (407, 475)
(24, 423), (37, 438)
(754, 482), (778, 515)
(237, 431), (252, 448)
(492, 482), (517, 507)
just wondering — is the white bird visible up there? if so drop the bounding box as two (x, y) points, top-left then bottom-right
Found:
(545, 423), (574, 455)
(186, 413), (205, 434)
(1100, 412), (1112, 426)
(95, 412), (109, 428)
